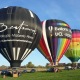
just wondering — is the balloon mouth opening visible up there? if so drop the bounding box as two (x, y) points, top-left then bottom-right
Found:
(10, 60), (22, 67)
(50, 61), (58, 66)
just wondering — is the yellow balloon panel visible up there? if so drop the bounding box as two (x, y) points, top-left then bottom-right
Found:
(69, 42), (80, 48)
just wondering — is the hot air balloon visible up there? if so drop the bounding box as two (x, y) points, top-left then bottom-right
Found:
(65, 29), (80, 67)
(0, 6), (42, 67)
(37, 19), (72, 66)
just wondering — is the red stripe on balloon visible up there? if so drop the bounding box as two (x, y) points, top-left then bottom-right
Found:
(39, 36), (52, 62)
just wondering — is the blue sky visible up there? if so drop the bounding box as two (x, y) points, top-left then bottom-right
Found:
(0, 0), (80, 66)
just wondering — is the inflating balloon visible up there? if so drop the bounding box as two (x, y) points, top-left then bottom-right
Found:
(65, 29), (80, 63)
(0, 6), (42, 67)
(37, 19), (72, 66)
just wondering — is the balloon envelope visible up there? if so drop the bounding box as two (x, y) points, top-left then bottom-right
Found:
(65, 29), (80, 63)
(0, 6), (42, 67)
(37, 19), (72, 65)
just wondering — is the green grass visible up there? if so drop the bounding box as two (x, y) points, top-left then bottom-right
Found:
(0, 69), (80, 80)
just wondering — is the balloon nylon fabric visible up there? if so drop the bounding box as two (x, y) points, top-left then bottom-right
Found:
(65, 29), (80, 62)
(0, 6), (42, 67)
(38, 19), (72, 65)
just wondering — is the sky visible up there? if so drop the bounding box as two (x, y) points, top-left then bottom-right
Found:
(0, 0), (80, 66)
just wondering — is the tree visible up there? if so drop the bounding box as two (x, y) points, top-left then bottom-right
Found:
(26, 62), (35, 68)
(37, 65), (44, 68)
(45, 63), (50, 68)
(0, 65), (7, 68)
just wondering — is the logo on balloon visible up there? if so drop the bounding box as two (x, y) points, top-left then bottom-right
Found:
(0, 21), (36, 43)
(0, 21), (36, 34)
(48, 26), (72, 38)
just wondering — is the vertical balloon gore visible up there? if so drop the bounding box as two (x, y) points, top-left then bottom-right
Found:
(65, 29), (80, 63)
(0, 6), (42, 67)
(37, 19), (72, 66)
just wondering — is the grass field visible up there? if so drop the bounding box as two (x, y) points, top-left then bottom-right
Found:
(0, 69), (80, 80)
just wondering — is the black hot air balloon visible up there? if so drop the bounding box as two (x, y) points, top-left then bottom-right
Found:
(0, 6), (42, 67)
(38, 19), (72, 66)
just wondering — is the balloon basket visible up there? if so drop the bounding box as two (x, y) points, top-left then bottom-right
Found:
(12, 71), (19, 78)
(71, 62), (78, 69)
(12, 68), (19, 78)
(3, 75), (6, 78)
